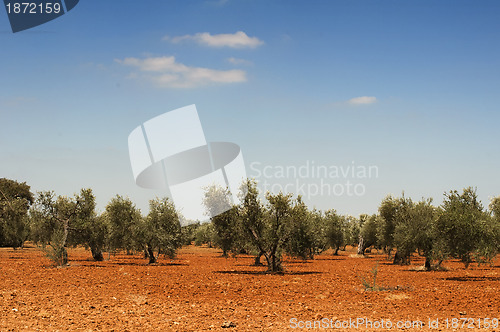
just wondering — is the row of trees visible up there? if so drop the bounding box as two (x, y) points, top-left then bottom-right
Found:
(0, 178), (34, 248)
(0, 178), (183, 265)
(200, 180), (356, 271)
(370, 188), (500, 269)
(1, 177), (499, 271)
(199, 181), (500, 271)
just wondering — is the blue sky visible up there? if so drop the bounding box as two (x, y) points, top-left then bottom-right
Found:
(1, 0), (499, 217)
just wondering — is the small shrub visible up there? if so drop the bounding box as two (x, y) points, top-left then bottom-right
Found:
(357, 262), (390, 291)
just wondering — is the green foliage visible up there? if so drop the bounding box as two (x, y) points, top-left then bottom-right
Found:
(435, 187), (487, 268)
(357, 262), (390, 291)
(358, 214), (379, 254)
(30, 191), (71, 265)
(66, 189), (105, 261)
(473, 214), (500, 265)
(236, 179), (294, 272)
(0, 198), (31, 248)
(263, 191), (293, 272)
(0, 178), (34, 204)
(237, 179), (266, 257)
(490, 196), (500, 221)
(180, 223), (200, 246)
(29, 189), (97, 265)
(104, 195), (142, 254)
(285, 197), (318, 259)
(377, 195), (400, 254)
(194, 222), (215, 246)
(5, 176), (497, 272)
(0, 178), (33, 248)
(203, 185), (239, 257)
(139, 197), (182, 263)
(393, 197), (436, 266)
(39, 227), (68, 267)
(488, 197), (500, 256)
(308, 209), (330, 255)
(344, 216), (360, 247)
(29, 191), (60, 244)
(323, 210), (345, 255)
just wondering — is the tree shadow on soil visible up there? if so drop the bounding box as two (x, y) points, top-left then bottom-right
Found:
(71, 255), (145, 262)
(351, 255), (379, 260)
(378, 261), (397, 266)
(445, 276), (500, 282)
(286, 260), (313, 264)
(109, 261), (187, 267)
(215, 270), (322, 276)
(8, 256), (32, 259)
(315, 255), (347, 260)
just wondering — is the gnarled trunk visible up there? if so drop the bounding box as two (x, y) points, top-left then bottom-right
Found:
(254, 250), (264, 266)
(264, 252), (283, 272)
(91, 247), (104, 261)
(357, 236), (366, 255)
(393, 251), (410, 265)
(424, 257), (431, 271)
(147, 244), (156, 264)
(386, 247), (392, 260)
(61, 247), (68, 265)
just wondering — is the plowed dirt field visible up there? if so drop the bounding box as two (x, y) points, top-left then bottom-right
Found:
(0, 245), (499, 331)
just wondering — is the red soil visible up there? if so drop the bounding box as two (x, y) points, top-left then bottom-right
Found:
(0, 245), (499, 331)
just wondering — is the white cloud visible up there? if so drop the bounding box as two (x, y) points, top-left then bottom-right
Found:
(227, 57), (253, 66)
(347, 96), (377, 105)
(116, 56), (247, 88)
(164, 31), (264, 49)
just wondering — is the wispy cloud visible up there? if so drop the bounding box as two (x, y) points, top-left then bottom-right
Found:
(347, 96), (377, 105)
(227, 57), (253, 66)
(116, 56), (247, 88)
(164, 31), (264, 49)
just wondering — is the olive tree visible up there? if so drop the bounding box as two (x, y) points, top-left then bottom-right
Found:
(237, 179), (267, 265)
(261, 192), (293, 271)
(357, 214), (379, 255)
(194, 222), (215, 247)
(237, 179), (293, 272)
(285, 197), (322, 259)
(309, 209), (330, 255)
(138, 197), (182, 264)
(104, 195), (142, 255)
(490, 197), (500, 221)
(470, 197), (500, 265)
(202, 185), (239, 257)
(323, 210), (345, 255)
(489, 197), (500, 253)
(343, 215), (360, 249)
(29, 189), (96, 265)
(66, 189), (106, 261)
(377, 195), (400, 258)
(0, 178), (34, 248)
(435, 187), (487, 268)
(393, 197), (437, 268)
